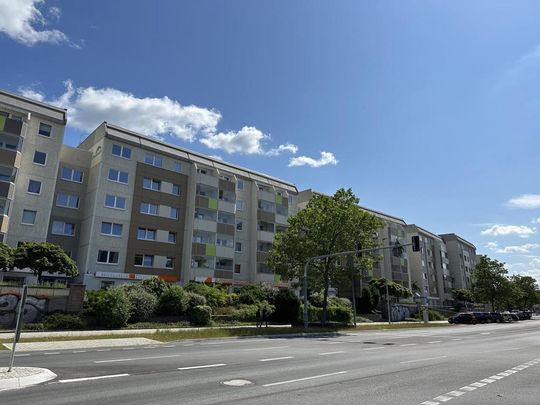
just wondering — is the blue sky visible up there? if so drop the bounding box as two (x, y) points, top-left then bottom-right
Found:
(2, 0), (540, 280)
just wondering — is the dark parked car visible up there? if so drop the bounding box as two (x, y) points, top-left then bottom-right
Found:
(488, 312), (504, 323)
(448, 313), (477, 324)
(472, 312), (491, 323)
(501, 311), (519, 322)
(511, 310), (530, 320)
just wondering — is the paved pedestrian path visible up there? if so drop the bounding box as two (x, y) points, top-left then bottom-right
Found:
(0, 367), (56, 391)
(2, 337), (160, 352)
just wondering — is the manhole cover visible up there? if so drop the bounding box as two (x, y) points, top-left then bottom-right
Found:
(223, 379), (253, 387)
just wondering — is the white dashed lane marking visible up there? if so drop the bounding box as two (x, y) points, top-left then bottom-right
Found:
(318, 351), (345, 356)
(59, 373), (130, 384)
(420, 358), (540, 404)
(400, 344), (417, 347)
(259, 356), (294, 362)
(178, 363), (226, 371)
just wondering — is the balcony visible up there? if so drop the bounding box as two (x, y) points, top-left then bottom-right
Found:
(0, 182), (14, 200)
(0, 215), (9, 233)
(197, 173), (219, 188)
(192, 242), (216, 257)
(193, 218), (217, 233)
(257, 230), (274, 242)
(0, 116), (23, 137)
(0, 149), (21, 169)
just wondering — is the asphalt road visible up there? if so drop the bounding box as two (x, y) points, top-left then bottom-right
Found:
(1, 320), (539, 404)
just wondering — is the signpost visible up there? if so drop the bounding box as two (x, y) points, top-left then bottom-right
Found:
(8, 284), (28, 372)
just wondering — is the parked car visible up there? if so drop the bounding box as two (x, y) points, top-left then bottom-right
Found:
(471, 312), (491, 324)
(448, 313), (477, 324)
(501, 311), (519, 322)
(511, 310), (529, 320)
(488, 312), (504, 323)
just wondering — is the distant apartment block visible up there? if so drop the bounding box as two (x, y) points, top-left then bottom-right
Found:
(439, 233), (477, 291)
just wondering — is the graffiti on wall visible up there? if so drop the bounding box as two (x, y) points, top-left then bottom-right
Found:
(0, 294), (47, 325)
(390, 304), (411, 321)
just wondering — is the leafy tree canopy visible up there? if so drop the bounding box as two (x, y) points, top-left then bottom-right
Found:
(0, 243), (14, 271)
(13, 242), (78, 281)
(472, 255), (511, 312)
(369, 278), (412, 298)
(452, 288), (474, 303)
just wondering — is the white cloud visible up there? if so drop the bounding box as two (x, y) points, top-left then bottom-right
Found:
(46, 80), (222, 142)
(18, 86), (45, 102)
(507, 194), (540, 209)
(266, 143), (299, 156)
(485, 241), (540, 254)
(209, 155), (223, 161)
(506, 257), (540, 281)
(481, 224), (536, 238)
(0, 0), (73, 47)
(532, 217), (540, 224)
(47, 6), (60, 20)
(288, 151), (338, 168)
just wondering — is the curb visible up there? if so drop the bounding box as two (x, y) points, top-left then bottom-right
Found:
(0, 368), (57, 391)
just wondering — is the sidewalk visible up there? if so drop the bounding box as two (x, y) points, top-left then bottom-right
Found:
(0, 367), (56, 391)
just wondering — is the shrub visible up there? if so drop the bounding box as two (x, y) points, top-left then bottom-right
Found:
(231, 304), (260, 321)
(328, 296), (352, 309)
(124, 286), (158, 323)
(158, 285), (189, 315)
(183, 282), (229, 308)
(273, 289), (300, 323)
(140, 277), (169, 298)
(238, 285), (268, 305)
(327, 305), (353, 323)
(85, 288), (132, 328)
(186, 292), (207, 309)
(188, 305), (212, 326)
(23, 323), (45, 331)
(414, 309), (446, 321)
(42, 313), (85, 330)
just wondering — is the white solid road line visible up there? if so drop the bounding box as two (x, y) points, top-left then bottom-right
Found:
(428, 341), (442, 344)
(262, 371), (347, 387)
(59, 374), (130, 384)
(178, 363), (226, 370)
(259, 356), (294, 362)
(318, 351), (345, 356)
(96, 349), (111, 352)
(44, 352), (60, 355)
(400, 344), (417, 347)
(15, 354), (30, 357)
(72, 350), (86, 353)
(400, 356), (447, 364)
(94, 354), (182, 363)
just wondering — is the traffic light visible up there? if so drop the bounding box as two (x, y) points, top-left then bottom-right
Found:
(356, 243), (362, 258)
(411, 235), (420, 252)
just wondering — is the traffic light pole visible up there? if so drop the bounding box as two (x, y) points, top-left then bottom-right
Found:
(302, 240), (417, 331)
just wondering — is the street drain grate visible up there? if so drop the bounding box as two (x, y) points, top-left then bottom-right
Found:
(222, 379), (253, 387)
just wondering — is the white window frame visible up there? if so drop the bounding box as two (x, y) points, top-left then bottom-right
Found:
(38, 122), (52, 137)
(172, 184), (180, 195)
(172, 161), (182, 172)
(97, 250), (119, 265)
(52, 220), (76, 236)
(237, 180), (244, 191)
(108, 168), (129, 184)
(56, 193), (79, 209)
(144, 153), (163, 167)
(104, 194), (126, 210)
(61, 166), (84, 183)
(168, 232), (177, 244)
(236, 199), (245, 211)
(21, 209), (36, 225)
(140, 202), (159, 216)
(137, 227), (156, 241)
(169, 207), (178, 219)
(143, 177), (161, 191)
(100, 221), (123, 237)
(27, 179), (42, 195)
(32, 150), (47, 166)
(111, 143), (132, 159)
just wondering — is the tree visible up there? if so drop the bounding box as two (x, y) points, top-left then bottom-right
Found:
(452, 288), (474, 303)
(472, 255), (511, 312)
(267, 188), (384, 324)
(13, 242), (78, 281)
(0, 243), (14, 272)
(369, 278), (412, 299)
(509, 275), (538, 309)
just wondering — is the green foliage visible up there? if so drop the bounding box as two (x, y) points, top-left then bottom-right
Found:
(413, 309), (446, 321)
(140, 277), (169, 298)
(13, 242), (78, 280)
(357, 287), (379, 312)
(509, 275), (538, 309)
(267, 188), (384, 324)
(85, 288), (132, 328)
(124, 285), (158, 323)
(183, 282), (229, 308)
(231, 304), (265, 321)
(42, 313), (86, 330)
(158, 285), (189, 315)
(188, 305), (212, 326)
(327, 305), (353, 323)
(186, 292), (207, 309)
(0, 243), (14, 271)
(273, 288), (301, 323)
(472, 255), (511, 312)
(238, 284), (268, 305)
(369, 278), (412, 298)
(453, 288), (474, 303)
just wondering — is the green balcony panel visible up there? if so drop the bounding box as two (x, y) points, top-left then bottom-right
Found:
(205, 244), (216, 256)
(275, 195), (283, 205)
(208, 198), (218, 210)
(0, 116), (5, 132)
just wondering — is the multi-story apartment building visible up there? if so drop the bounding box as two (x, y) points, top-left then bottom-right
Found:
(405, 225), (453, 306)
(439, 233), (477, 291)
(0, 90), (297, 290)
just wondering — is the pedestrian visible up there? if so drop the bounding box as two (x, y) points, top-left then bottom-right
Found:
(256, 307), (261, 328)
(262, 307), (268, 328)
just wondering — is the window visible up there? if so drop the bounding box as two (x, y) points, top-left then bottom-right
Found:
(144, 153), (163, 167)
(97, 250), (119, 264)
(137, 227), (156, 241)
(101, 222), (123, 236)
(108, 168), (129, 184)
(170, 207), (178, 219)
(234, 264), (241, 274)
(61, 166), (83, 183)
(165, 257), (174, 268)
(258, 199), (275, 213)
(236, 220), (243, 231)
(104, 194), (126, 209)
(172, 161), (182, 172)
(236, 199), (245, 211)
(52, 220), (75, 236)
(197, 168), (208, 175)
(100, 281), (115, 289)
(276, 205), (288, 216)
(38, 123), (52, 137)
(21, 210), (36, 225)
(134, 254), (154, 267)
(143, 177), (161, 191)
(288, 195), (294, 205)
(112, 144), (131, 159)
(172, 184), (180, 195)
(27, 179), (41, 194)
(56, 193), (79, 209)
(237, 180), (244, 191)
(235, 242), (242, 252)
(33, 150), (46, 165)
(140, 202), (159, 215)
(168, 232), (177, 243)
